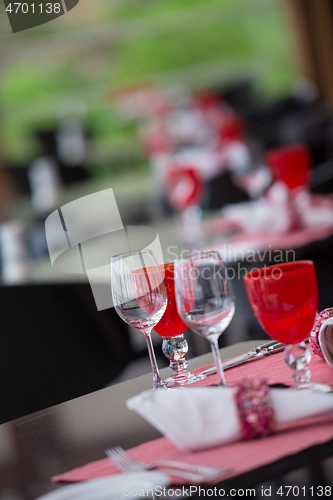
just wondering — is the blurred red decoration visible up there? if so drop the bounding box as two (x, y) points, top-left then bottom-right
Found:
(217, 113), (246, 142)
(265, 144), (312, 192)
(165, 165), (204, 211)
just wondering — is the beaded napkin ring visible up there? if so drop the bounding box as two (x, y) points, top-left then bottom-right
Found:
(234, 379), (275, 440)
(310, 308), (333, 360)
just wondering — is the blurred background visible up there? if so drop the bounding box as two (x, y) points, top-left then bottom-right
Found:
(2, 1), (333, 498)
(0, 0), (295, 208)
(1, 0), (333, 418)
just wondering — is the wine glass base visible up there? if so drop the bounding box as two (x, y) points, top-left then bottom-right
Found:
(164, 371), (206, 388)
(152, 380), (168, 390)
(293, 381), (331, 393)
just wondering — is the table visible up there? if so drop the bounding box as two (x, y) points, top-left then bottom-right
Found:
(1, 340), (333, 500)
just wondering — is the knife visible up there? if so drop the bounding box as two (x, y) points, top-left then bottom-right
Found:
(200, 341), (284, 377)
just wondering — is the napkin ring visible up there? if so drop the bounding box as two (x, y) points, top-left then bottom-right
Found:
(310, 308), (333, 360)
(234, 380), (274, 440)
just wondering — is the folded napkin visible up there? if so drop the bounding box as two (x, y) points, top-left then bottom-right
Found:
(127, 387), (333, 452)
(296, 193), (333, 227)
(221, 182), (294, 235)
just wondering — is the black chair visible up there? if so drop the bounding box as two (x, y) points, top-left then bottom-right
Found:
(0, 282), (147, 424)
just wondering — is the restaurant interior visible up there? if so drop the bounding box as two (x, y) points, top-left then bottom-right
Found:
(1, 0), (333, 498)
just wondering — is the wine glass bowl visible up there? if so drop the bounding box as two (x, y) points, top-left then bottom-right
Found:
(244, 261), (318, 345)
(244, 261), (329, 391)
(175, 251), (235, 386)
(154, 263), (205, 387)
(265, 144), (311, 193)
(111, 250), (167, 389)
(164, 165), (204, 249)
(154, 263), (187, 337)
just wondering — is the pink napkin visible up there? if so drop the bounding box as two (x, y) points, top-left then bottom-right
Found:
(53, 351), (333, 485)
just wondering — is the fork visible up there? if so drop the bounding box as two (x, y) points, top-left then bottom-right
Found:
(105, 446), (229, 482)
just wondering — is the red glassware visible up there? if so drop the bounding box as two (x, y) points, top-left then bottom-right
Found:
(244, 261), (318, 345)
(154, 263), (187, 338)
(244, 261), (329, 391)
(265, 143), (311, 192)
(164, 166), (204, 211)
(155, 263), (205, 387)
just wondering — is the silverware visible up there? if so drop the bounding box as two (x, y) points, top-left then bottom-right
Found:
(200, 341), (284, 377)
(105, 446), (230, 482)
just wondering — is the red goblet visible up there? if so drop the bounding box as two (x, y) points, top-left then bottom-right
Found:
(244, 261), (329, 391)
(266, 144), (312, 230)
(164, 165), (204, 249)
(265, 143), (311, 193)
(154, 263), (205, 387)
(165, 165), (203, 211)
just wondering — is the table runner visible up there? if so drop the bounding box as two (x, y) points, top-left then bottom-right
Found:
(53, 350), (333, 485)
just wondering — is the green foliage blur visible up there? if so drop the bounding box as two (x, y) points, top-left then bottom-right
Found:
(0, 0), (295, 174)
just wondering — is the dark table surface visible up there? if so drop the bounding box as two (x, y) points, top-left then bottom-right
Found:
(1, 340), (333, 500)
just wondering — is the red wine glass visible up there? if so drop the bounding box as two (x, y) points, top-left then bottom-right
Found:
(154, 263), (206, 387)
(164, 165), (204, 249)
(244, 261), (330, 391)
(265, 143), (311, 193)
(165, 165), (204, 211)
(265, 144), (312, 229)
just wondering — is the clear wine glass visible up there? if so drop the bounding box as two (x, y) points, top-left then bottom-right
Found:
(174, 250), (235, 386)
(154, 262), (206, 387)
(244, 260), (330, 392)
(111, 249), (167, 389)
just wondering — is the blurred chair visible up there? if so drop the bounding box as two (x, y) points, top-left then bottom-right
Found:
(0, 282), (150, 424)
(205, 171), (250, 210)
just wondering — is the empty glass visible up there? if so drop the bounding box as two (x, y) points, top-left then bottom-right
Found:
(111, 249), (167, 389)
(174, 251), (235, 386)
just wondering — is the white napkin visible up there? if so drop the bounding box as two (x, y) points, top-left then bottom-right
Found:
(319, 318), (333, 367)
(127, 387), (333, 452)
(221, 182), (292, 235)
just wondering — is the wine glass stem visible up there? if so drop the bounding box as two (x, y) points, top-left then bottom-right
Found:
(144, 331), (166, 389)
(210, 339), (226, 387)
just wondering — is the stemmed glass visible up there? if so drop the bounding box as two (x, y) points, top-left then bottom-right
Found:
(154, 263), (206, 387)
(265, 144), (311, 228)
(244, 260), (330, 391)
(111, 249), (167, 389)
(164, 165), (204, 249)
(174, 251), (235, 386)
(265, 144), (311, 193)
